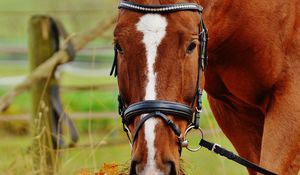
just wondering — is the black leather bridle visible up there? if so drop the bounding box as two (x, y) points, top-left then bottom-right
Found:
(111, 1), (277, 175)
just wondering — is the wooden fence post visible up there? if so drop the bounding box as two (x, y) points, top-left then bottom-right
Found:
(28, 15), (59, 174)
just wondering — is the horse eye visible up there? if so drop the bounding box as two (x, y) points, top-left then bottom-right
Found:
(115, 43), (123, 54)
(186, 42), (197, 54)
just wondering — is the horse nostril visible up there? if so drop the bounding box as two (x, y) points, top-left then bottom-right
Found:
(167, 161), (177, 175)
(129, 160), (138, 175)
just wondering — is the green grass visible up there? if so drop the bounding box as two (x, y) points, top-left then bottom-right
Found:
(0, 129), (248, 175)
(0, 89), (118, 114)
(183, 133), (247, 175)
(60, 72), (116, 87)
(0, 67), (27, 76)
(0, 130), (130, 174)
(62, 90), (118, 113)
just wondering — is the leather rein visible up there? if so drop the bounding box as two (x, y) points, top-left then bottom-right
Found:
(110, 1), (277, 175)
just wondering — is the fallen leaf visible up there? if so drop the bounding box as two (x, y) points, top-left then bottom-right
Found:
(95, 163), (120, 175)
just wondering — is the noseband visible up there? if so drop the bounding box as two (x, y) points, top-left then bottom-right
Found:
(123, 100), (193, 143)
(110, 0), (208, 149)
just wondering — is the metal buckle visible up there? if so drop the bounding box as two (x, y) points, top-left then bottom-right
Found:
(211, 143), (221, 153)
(181, 125), (204, 152)
(196, 107), (202, 113)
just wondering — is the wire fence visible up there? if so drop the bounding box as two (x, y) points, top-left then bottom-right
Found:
(0, 112), (118, 122)
(0, 45), (113, 56)
(0, 9), (114, 16)
(0, 0), (117, 44)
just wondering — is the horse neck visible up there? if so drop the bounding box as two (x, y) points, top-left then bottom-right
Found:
(199, 0), (243, 49)
(200, 0), (292, 50)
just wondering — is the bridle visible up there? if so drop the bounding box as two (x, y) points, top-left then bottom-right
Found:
(110, 0), (208, 151)
(110, 1), (277, 175)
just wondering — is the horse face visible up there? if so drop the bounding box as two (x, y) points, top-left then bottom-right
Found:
(114, 6), (200, 175)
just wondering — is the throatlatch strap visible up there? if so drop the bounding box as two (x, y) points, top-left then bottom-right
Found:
(199, 139), (277, 175)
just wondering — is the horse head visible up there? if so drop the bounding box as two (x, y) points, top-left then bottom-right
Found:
(112, 0), (206, 174)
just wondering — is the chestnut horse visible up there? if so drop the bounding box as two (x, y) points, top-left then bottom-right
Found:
(113, 0), (300, 174)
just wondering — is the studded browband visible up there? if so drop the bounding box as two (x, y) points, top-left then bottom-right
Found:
(118, 1), (203, 13)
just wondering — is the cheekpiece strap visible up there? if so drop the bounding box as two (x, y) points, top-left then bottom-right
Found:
(118, 95), (126, 116)
(110, 47), (118, 77)
(199, 17), (208, 71)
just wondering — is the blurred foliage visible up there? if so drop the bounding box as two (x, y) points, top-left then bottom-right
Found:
(0, 0), (118, 44)
(0, 121), (29, 135)
(60, 72), (116, 87)
(0, 88), (118, 114)
(0, 88), (119, 135)
(77, 119), (117, 133)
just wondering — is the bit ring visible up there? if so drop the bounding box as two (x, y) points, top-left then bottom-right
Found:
(181, 125), (204, 152)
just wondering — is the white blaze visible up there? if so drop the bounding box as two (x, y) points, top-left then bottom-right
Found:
(136, 14), (167, 175)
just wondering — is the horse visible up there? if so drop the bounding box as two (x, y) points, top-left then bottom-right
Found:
(112, 0), (300, 174)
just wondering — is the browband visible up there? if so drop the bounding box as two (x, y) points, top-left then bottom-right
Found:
(119, 1), (203, 13)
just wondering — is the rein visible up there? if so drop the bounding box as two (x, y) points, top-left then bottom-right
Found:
(111, 1), (277, 175)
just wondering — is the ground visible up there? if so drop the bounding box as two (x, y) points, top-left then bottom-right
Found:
(0, 130), (247, 175)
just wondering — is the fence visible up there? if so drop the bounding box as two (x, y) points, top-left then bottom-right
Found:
(0, 14), (117, 174)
